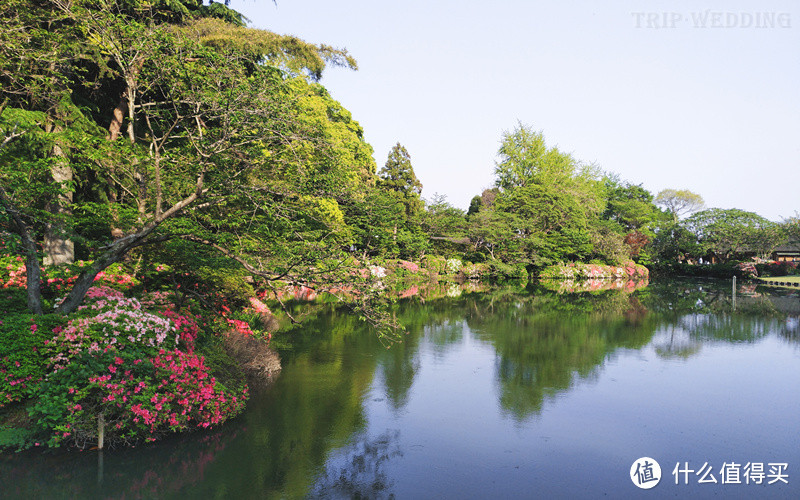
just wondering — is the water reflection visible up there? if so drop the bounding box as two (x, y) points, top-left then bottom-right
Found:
(308, 430), (402, 499)
(2, 279), (798, 498)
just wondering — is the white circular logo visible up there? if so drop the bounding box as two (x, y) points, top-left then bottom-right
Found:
(630, 457), (661, 489)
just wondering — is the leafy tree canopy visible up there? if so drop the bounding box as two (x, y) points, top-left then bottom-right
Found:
(377, 143), (423, 217)
(654, 188), (705, 222)
(0, 0), (379, 318)
(684, 208), (784, 261)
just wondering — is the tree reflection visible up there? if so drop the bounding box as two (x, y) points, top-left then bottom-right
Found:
(460, 289), (659, 421)
(308, 430), (402, 499)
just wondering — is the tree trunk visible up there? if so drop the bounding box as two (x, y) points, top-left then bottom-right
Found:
(0, 184), (44, 314)
(23, 236), (44, 315)
(43, 123), (74, 266)
(55, 239), (130, 314)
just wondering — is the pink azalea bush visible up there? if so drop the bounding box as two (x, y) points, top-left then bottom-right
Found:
(0, 255), (26, 289)
(736, 261), (758, 278)
(18, 284), (245, 448)
(45, 287), (179, 370)
(0, 357), (36, 407)
(399, 260), (420, 273)
(30, 347), (247, 448)
(227, 319), (254, 336)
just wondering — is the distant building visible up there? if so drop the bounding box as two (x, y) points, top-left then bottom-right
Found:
(773, 243), (800, 262)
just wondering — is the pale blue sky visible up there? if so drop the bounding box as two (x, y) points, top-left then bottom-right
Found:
(232, 0), (799, 221)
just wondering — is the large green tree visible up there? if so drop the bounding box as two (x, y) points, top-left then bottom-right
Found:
(684, 208), (784, 262)
(654, 188), (705, 223)
(480, 123), (605, 267)
(0, 0), (375, 315)
(377, 143), (423, 217)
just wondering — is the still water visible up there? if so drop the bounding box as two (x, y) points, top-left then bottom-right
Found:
(2, 279), (799, 499)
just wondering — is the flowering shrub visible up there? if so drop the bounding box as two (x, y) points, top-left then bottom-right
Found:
(44, 287), (178, 370)
(539, 262), (649, 281)
(399, 260), (420, 273)
(1, 257), (139, 294)
(445, 259), (462, 274)
(736, 261), (758, 278)
(139, 291), (175, 310)
(0, 255), (26, 289)
(247, 297), (271, 314)
(30, 348), (247, 448)
(39, 263), (138, 303)
(369, 265), (387, 278)
(1, 356), (39, 408)
(92, 262), (139, 289)
(226, 319), (253, 336)
(161, 310), (200, 352)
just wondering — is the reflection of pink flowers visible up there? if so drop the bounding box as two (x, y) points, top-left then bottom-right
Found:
(399, 286), (419, 299)
(399, 261), (419, 273)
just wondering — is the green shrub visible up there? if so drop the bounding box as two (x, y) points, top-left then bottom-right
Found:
(486, 261), (528, 281)
(421, 255), (446, 275)
(756, 261), (798, 277)
(1, 314), (67, 408)
(0, 288), (28, 315)
(649, 262), (741, 279)
(0, 425), (36, 452)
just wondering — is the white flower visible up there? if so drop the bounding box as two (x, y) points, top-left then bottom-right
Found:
(369, 265), (387, 278)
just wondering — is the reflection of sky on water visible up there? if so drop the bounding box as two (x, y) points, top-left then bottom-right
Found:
(357, 312), (799, 499)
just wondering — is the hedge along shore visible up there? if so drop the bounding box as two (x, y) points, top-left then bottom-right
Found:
(538, 262), (650, 281)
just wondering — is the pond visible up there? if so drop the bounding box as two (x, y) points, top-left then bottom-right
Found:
(2, 279), (798, 499)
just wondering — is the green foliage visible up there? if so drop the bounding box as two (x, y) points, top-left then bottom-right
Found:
(588, 222), (630, 265)
(421, 255), (447, 275)
(0, 425), (36, 452)
(649, 262), (743, 279)
(0, 288), (27, 315)
(654, 188), (705, 222)
(467, 123), (607, 269)
(650, 220), (706, 263)
(0, 314), (66, 407)
(467, 195), (482, 218)
(684, 208), (784, 262)
(422, 194), (467, 238)
(183, 17), (357, 79)
(1, 0), (381, 318)
(601, 175), (663, 232)
(466, 261), (529, 282)
(784, 216), (800, 243)
(378, 143), (423, 218)
(756, 261), (798, 277)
